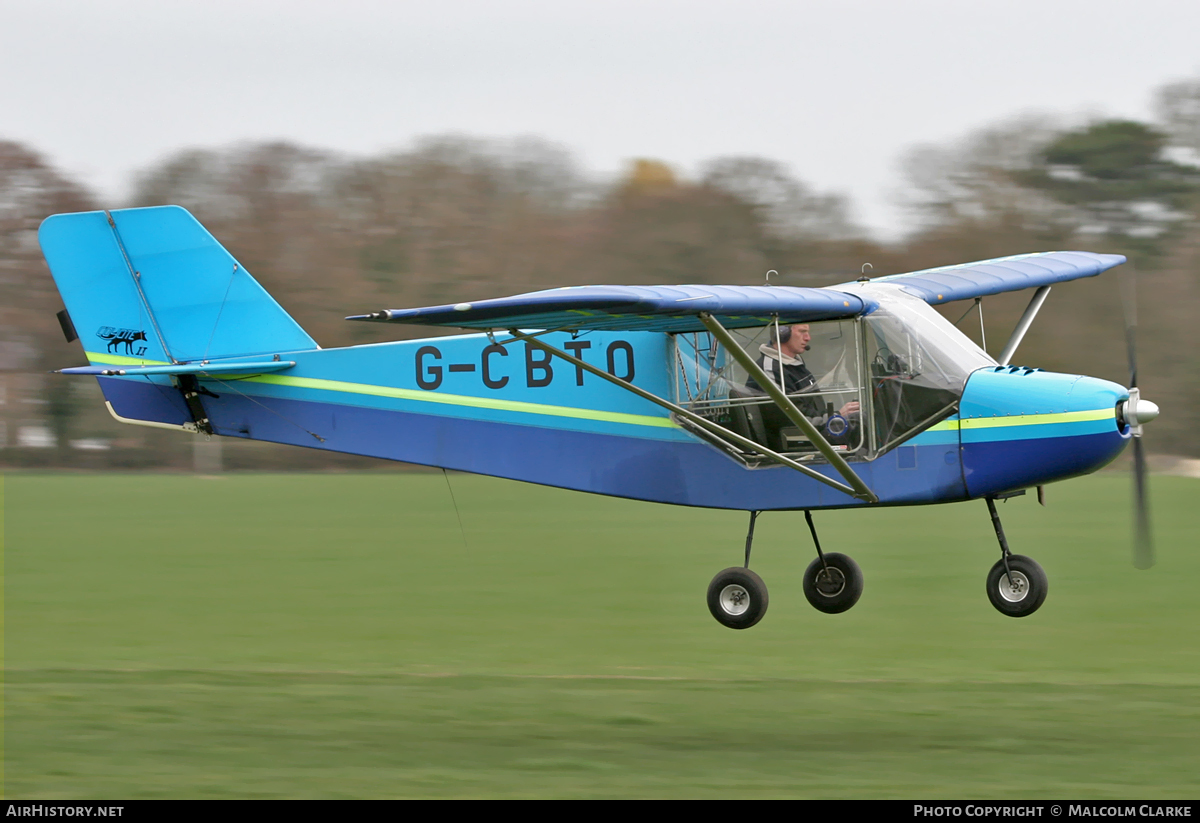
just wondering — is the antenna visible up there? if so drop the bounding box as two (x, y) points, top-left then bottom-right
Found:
(857, 263), (873, 283)
(765, 269), (778, 285)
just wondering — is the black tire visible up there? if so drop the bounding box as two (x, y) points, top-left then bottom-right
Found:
(802, 552), (863, 614)
(707, 567), (769, 629)
(986, 554), (1048, 617)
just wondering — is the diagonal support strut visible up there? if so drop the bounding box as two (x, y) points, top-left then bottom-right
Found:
(997, 286), (1051, 366)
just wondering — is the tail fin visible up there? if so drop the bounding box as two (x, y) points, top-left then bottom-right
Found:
(39, 205), (317, 367)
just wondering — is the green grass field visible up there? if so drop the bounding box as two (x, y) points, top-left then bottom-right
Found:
(4, 471), (1200, 798)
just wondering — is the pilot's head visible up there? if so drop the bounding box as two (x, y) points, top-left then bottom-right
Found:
(772, 324), (810, 357)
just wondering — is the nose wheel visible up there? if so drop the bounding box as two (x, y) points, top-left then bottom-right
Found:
(984, 496), (1048, 617)
(986, 554), (1047, 617)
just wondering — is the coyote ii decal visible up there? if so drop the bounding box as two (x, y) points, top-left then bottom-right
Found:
(96, 326), (148, 356)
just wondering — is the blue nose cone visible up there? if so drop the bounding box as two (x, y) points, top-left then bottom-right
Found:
(959, 367), (1130, 498)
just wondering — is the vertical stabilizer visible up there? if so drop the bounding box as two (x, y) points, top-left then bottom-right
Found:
(38, 205), (318, 366)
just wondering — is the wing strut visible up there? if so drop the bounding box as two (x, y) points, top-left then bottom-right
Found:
(508, 330), (864, 499)
(697, 313), (879, 504)
(997, 286), (1052, 366)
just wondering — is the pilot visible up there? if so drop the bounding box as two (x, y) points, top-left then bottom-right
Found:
(747, 323), (860, 447)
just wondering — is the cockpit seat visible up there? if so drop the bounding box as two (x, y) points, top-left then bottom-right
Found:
(726, 385), (771, 451)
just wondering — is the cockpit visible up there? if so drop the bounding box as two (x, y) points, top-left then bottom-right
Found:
(671, 287), (997, 463)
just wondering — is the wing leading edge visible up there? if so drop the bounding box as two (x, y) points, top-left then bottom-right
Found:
(838, 251), (1127, 305)
(348, 284), (874, 333)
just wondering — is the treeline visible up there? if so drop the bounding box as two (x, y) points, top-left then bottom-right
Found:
(4, 76), (1199, 468)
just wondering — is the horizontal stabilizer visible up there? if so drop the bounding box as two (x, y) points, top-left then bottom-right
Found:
(349, 284), (873, 333)
(840, 251), (1127, 304)
(59, 360), (295, 377)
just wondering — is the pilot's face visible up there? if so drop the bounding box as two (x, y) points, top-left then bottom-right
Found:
(784, 324), (811, 356)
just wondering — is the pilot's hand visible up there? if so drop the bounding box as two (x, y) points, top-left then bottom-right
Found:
(839, 401), (861, 417)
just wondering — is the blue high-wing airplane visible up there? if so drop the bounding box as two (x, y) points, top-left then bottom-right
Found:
(39, 205), (1160, 628)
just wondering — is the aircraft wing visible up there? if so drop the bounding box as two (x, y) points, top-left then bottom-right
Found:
(840, 251), (1126, 305)
(349, 284), (873, 333)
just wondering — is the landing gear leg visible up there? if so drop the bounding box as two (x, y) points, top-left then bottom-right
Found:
(707, 511), (768, 629)
(743, 509), (758, 569)
(801, 510), (863, 614)
(984, 497), (1048, 617)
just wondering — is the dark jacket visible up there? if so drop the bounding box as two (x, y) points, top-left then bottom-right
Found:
(746, 346), (822, 416)
(745, 345), (858, 449)
(748, 347), (816, 396)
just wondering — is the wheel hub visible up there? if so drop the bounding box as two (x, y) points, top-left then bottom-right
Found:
(814, 566), (846, 597)
(719, 584), (751, 615)
(998, 571), (1030, 602)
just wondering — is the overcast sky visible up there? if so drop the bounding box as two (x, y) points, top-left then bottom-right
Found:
(3, 0), (1199, 238)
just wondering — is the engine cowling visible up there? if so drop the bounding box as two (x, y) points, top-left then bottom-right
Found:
(958, 366), (1130, 498)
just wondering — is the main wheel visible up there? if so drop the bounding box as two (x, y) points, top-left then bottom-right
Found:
(707, 567), (769, 629)
(986, 554), (1047, 617)
(802, 552), (863, 614)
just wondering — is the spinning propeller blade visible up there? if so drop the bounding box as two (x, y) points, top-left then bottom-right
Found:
(1131, 437), (1154, 569)
(1121, 271), (1155, 570)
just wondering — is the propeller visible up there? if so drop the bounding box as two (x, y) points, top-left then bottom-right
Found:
(1119, 272), (1157, 570)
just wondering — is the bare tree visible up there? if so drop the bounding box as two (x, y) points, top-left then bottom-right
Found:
(1, 140), (96, 353)
(1, 141), (100, 460)
(896, 115), (1070, 233)
(701, 156), (863, 242)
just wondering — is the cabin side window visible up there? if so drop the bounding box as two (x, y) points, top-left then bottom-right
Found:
(672, 320), (865, 461)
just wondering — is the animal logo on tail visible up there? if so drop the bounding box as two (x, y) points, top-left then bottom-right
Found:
(96, 326), (148, 356)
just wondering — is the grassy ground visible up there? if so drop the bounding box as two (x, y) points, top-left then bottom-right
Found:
(4, 471), (1199, 798)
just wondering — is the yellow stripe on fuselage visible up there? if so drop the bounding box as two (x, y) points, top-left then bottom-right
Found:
(249, 373), (678, 429)
(959, 408), (1114, 429)
(84, 352), (678, 430)
(86, 352), (167, 366)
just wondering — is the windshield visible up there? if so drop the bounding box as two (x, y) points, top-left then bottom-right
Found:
(858, 285), (996, 448)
